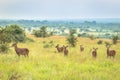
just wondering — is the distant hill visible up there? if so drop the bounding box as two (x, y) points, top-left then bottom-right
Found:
(0, 18), (120, 31)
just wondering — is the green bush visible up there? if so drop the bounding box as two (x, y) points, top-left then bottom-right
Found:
(105, 41), (111, 46)
(0, 44), (9, 53)
(97, 40), (103, 45)
(0, 24), (27, 53)
(33, 26), (50, 38)
(26, 38), (35, 42)
(49, 40), (53, 44)
(43, 44), (50, 48)
(89, 35), (96, 40)
(42, 41), (46, 44)
(43, 40), (54, 48)
(0, 25), (27, 43)
(112, 35), (119, 44)
(4, 24), (26, 42)
(67, 29), (77, 47)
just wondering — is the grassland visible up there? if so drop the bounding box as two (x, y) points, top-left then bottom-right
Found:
(0, 35), (120, 80)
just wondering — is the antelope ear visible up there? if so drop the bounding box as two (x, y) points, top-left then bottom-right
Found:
(96, 48), (98, 50)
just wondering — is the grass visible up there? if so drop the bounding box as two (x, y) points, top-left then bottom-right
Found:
(0, 35), (120, 80)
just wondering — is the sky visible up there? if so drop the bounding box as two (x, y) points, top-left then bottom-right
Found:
(0, 0), (120, 20)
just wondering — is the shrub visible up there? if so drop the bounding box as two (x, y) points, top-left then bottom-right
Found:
(0, 44), (9, 53)
(97, 40), (103, 45)
(112, 35), (119, 44)
(0, 25), (27, 53)
(43, 41), (54, 48)
(43, 44), (50, 48)
(0, 25), (27, 43)
(42, 41), (46, 44)
(67, 29), (77, 47)
(49, 40), (54, 47)
(26, 38), (35, 42)
(89, 35), (96, 40)
(33, 26), (50, 38)
(49, 40), (53, 44)
(4, 25), (26, 42)
(105, 41), (111, 46)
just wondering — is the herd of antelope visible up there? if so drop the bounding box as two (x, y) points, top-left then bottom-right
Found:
(55, 44), (116, 58)
(11, 43), (116, 58)
(55, 44), (68, 56)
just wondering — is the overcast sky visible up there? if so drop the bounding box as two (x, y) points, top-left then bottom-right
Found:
(0, 0), (120, 20)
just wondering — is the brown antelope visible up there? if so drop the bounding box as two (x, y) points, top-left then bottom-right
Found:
(106, 45), (116, 58)
(63, 46), (68, 56)
(80, 45), (84, 52)
(12, 43), (29, 57)
(92, 48), (98, 58)
(55, 44), (64, 53)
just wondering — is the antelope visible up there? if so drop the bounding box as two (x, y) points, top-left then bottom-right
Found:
(80, 45), (84, 52)
(92, 48), (98, 58)
(12, 43), (29, 57)
(55, 44), (64, 53)
(106, 45), (116, 58)
(63, 46), (68, 56)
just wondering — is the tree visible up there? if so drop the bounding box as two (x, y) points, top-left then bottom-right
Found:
(112, 35), (119, 44)
(4, 24), (26, 42)
(67, 29), (77, 47)
(0, 25), (27, 53)
(33, 26), (49, 38)
(40, 26), (48, 38)
(89, 35), (96, 40)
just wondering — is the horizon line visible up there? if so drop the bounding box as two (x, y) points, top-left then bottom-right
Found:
(0, 17), (120, 21)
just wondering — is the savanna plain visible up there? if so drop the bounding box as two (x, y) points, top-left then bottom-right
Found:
(0, 34), (120, 80)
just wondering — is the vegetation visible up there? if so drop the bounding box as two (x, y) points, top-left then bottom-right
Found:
(105, 41), (111, 46)
(0, 24), (26, 43)
(67, 29), (77, 47)
(112, 35), (119, 44)
(0, 35), (120, 80)
(43, 41), (54, 48)
(1, 19), (120, 38)
(0, 22), (120, 79)
(0, 43), (9, 53)
(97, 40), (103, 45)
(33, 26), (53, 38)
(89, 35), (96, 40)
(0, 25), (26, 53)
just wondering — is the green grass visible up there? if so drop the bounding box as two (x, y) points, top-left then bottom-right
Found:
(0, 35), (120, 80)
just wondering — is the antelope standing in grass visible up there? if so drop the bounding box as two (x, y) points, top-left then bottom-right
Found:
(55, 44), (64, 53)
(12, 43), (29, 57)
(92, 48), (98, 58)
(80, 45), (84, 52)
(106, 45), (116, 58)
(63, 46), (68, 56)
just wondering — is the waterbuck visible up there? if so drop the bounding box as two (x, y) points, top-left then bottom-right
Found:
(80, 45), (84, 52)
(106, 45), (116, 58)
(55, 44), (64, 53)
(12, 43), (29, 57)
(63, 46), (68, 56)
(92, 48), (98, 58)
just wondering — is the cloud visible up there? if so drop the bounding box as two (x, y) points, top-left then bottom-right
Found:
(0, 0), (120, 19)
